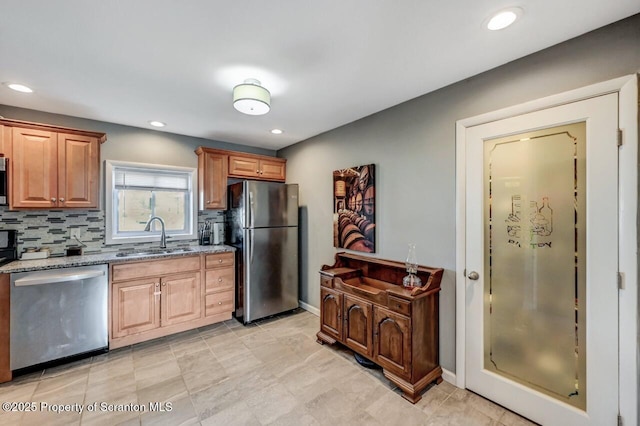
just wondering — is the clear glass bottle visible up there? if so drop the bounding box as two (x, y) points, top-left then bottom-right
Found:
(403, 243), (422, 288)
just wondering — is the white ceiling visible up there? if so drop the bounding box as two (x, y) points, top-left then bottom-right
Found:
(1, 1), (638, 150)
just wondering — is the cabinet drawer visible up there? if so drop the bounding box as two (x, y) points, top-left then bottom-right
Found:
(112, 256), (201, 282)
(205, 252), (235, 269)
(388, 296), (411, 316)
(205, 290), (234, 316)
(320, 275), (332, 288)
(205, 268), (234, 292)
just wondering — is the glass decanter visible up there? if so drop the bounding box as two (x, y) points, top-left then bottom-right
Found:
(402, 243), (422, 288)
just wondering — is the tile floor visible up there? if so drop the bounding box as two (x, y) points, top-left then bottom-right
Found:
(0, 309), (535, 425)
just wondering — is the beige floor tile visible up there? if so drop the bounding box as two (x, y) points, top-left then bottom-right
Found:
(85, 371), (137, 402)
(32, 368), (88, 400)
(415, 384), (451, 418)
(244, 382), (299, 424)
(140, 395), (198, 426)
(364, 390), (432, 426)
(280, 365), (334, 404)
(88, 356), (135, 385)
(137, 375), (188, 406)
(134, 359), (181, 390)
(499, 409), (539, 426)
(41, 357), (93, 379)
(170, 336), (210, 358)
(199, 400), (260, 426)
(206, 338), (251, 361)
(190, 377), (243, 421)
(132, 345), (175, 370)
(0, 379), (39, 402)
(268, 403), (321, 426)
(304, 389), (357, 422)
(218, 351), (264, 377)
(80, 392), (141, 426)
(91, 347), (132, 365)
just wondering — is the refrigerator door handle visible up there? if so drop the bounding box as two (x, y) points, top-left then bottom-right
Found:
(249, 229), (254, 264)
(248, 190), (254, 228)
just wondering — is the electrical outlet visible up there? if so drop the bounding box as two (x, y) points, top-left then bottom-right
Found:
(69, 229), (82, 240)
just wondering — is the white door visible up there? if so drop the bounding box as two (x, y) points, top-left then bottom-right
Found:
(464, 93), (618, 425)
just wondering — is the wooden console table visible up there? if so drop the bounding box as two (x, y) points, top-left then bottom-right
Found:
(316, 252), (443, 403)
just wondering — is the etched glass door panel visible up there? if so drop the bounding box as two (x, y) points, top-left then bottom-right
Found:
(484, 122), (586, 409)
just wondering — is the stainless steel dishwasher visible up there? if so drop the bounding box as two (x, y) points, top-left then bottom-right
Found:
(10, 264), (108, 370)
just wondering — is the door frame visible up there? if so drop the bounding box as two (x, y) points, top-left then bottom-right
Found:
(455, 74), (638, 424)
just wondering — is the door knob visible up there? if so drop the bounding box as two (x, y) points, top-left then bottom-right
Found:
(468, 271), (480, 280)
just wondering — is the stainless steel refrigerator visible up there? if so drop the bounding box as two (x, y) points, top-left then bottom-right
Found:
(227, 181), (299, 324)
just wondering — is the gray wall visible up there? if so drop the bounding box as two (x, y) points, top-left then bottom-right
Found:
(279, 14), (640, 373)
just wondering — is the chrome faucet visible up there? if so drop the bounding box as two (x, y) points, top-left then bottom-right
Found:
(144, 216), (167, 248)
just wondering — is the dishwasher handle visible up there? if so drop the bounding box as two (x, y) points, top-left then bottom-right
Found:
(14, 269), (106, 287)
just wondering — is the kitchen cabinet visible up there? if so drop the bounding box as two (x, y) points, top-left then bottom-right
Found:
(0, 119), (105, 209)
(111, 257), (200, 339)
(195, 147), (228, 210)
(110, 254), (230, 349)
(317, 252), (444, 403)
(228, 153), (286, 181)
(203, 252), (235, 317)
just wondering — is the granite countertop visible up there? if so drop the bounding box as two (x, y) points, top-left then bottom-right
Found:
(0, 245), (236, 274)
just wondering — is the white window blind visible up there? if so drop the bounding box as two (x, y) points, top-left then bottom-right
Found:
(114, 167), (190, 190)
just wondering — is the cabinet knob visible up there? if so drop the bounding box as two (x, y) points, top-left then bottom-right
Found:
(256, 170), (260, 174)
(206, 201), (211, 204)
(218, 301), (222, 305)
(218, 259), (223, 263)
(51, 198), (57, 202)
(59, 198), (65, 203)
(162, 283), (166, 286)
(155, 283), (160, 287)
(218, 278), (223, 282)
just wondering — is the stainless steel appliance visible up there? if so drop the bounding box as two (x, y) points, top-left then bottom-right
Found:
(0, 230), (17, 267)
(10, 264), (108, 370)
(227, 181), (299, 324)
(0, 157), (8, 205)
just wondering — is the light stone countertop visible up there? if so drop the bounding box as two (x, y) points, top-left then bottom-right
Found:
(0, 245), (235, 274)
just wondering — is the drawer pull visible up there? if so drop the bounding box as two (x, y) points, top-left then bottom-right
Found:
(219, 259), (223, 263)
(218, 278), (223, 282)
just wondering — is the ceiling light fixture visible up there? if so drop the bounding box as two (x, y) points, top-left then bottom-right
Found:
(7, 83), (33, 93)
(233, 79), (271, 115)
(270, 129), (283, 135)
(486, 7), (522, 31)
(148, 120), (166, 128)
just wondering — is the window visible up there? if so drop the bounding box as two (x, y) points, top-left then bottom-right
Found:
(105, 160), (197, 245)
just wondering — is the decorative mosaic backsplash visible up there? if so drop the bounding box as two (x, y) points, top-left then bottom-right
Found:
(0, 207), (225, 257)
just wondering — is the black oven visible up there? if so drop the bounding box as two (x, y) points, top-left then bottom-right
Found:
(0, 157), (7, 206)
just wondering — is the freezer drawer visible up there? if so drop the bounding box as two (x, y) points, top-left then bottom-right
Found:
(240, 226), (299, 323)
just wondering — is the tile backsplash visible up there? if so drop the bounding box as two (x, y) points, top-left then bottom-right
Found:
(0, 207), (224, 257)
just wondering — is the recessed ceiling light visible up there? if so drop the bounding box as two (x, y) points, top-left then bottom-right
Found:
(148, 121), (166, 128)
(486, 8), (522, 31)
(271, 129), (283, 135)
(7, 83), (33, 93)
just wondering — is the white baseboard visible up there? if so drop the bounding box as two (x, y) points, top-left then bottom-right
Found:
(299, 300), (319, 316)
(442, 368), (457, 386)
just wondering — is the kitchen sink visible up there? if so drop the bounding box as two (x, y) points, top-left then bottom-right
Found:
(115, 247), (195, 257)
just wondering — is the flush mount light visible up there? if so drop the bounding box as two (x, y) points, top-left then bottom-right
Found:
(271, 129), (283, 135)
(6, 83), (33, 93)
(148, 120), (166, 128)
(486, 7), (522, 30)
(233, 79), (271, 115)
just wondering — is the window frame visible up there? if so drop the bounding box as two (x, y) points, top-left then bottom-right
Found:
(105, 160), (197, 245)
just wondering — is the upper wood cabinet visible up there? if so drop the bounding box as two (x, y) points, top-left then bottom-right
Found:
(228, 153), (286, 181)
(196, 147), (228, 210)
(0, 118), (106, 210)
(195, 146), (286, 210)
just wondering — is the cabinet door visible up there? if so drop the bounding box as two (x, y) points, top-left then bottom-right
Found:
(57, 133), (99, 208)
(228, 154), (260, 178)
(320, 287), (343, 341)
(344, 295), (373, 357)
(259, 158), (286, 181)
(199, 151), (227, 209)
(112, 278), (161, 338)
(160, 272), (201, 326)
(373, 307), (411, 377)
(11, 127), (58, 208)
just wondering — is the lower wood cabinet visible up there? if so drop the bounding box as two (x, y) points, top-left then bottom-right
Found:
(110, 252), (234, 349)
(317, 252), (444, 404)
